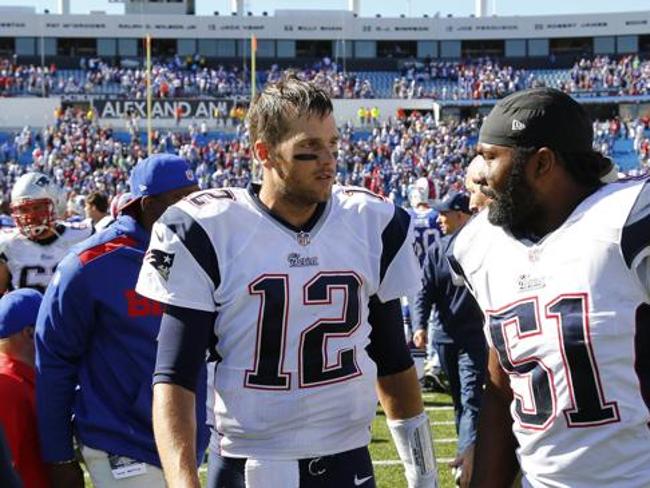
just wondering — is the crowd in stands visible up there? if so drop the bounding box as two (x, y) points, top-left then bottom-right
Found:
(2, 55), (648, 100)
(338, 113), (478, 203)
(0, 58), (55, 96)
(109, 64), (248, 99)
(593, 116), (650, 165)
(393, 58), (538, 100)
(265, 58), (376, 99)
(0, 106), (648, 214)
(0, 56), (377, 99)
(0, 56), (250, 98)
(393, 56), (649, 99)
(0, 107), (253, 202)
(0, 107), (475, 206)
(563, 55), (650, 96)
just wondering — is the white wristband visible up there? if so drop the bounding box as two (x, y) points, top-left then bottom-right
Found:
(387, 411), (438, 488)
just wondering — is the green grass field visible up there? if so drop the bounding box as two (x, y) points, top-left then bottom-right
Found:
(84, 391), (457, 487)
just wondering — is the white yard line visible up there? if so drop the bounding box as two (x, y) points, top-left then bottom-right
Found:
(425, 405), (454, 411)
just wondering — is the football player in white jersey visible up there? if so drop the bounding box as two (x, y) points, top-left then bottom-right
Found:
(408, 177), (441, 267)
(136, 75), (438, 488)
(451, 88), (650, 488)
(0, 172), (92, 294)
(405, 177), (441, 337)
(404, 177), (443, 386)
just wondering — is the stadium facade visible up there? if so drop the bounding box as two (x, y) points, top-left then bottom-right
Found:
(0, 9), (648, 68)
(0, 7), (648, 144)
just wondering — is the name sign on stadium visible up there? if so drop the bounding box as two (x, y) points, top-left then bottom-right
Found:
(1, 10), (649, 41)
(94, 99), (240, 119)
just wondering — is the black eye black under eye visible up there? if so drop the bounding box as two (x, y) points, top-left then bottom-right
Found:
(294, 154), (319, 161)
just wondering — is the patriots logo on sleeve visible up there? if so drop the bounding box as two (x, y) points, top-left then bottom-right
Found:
(145, 249), (175, 281)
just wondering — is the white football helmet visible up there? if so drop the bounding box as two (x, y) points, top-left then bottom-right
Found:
(10, 172), (61, 239)
(408, 177), (430, 208)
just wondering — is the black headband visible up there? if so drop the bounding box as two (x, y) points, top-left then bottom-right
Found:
(479, 88), (593, 154)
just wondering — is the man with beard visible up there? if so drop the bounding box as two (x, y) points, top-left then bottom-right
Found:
(450, 87), (650, 488)
(135, 75), (437, 488)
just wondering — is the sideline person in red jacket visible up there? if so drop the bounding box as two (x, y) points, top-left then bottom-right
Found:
(0, 289), (49, 488)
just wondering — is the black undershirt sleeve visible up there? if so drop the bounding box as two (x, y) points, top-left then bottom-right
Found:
(153, 304), (217, 393)
(366, 295), (414, 377)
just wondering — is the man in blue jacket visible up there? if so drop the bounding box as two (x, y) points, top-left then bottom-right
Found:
(35, 154), (207, 488)
(412, 190), (487, 487)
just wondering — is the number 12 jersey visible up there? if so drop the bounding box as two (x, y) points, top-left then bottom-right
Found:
(136, 185), (421, 459)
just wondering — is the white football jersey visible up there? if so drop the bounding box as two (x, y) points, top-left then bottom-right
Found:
(137, 185), (421, 459)
(452, 178), (650, 488)
(0, 221), (92, 292)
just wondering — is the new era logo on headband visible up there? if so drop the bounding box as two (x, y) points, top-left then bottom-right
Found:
(512, 119), (526, 131)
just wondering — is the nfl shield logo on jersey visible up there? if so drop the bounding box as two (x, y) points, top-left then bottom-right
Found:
(528, 248), (541, 262)
(296, 231), (311, 246)
(146, 249), (175, 281)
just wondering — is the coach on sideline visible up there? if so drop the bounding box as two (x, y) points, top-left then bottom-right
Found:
(35, 154), (208, 488)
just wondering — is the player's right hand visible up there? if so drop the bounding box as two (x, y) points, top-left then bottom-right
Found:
(413, 329), (427, 349)
(48, 461), (84, 488)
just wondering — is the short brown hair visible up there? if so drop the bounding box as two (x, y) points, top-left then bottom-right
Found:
(86, 191), (109, 213)
(247, 73), (333, 148)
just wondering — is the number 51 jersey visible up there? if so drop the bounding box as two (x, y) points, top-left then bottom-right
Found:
(136, 185), (421, 459)
(451, 177), (650, 488)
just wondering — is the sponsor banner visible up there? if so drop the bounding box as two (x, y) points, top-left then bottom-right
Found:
(94, 98), (246, 120)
